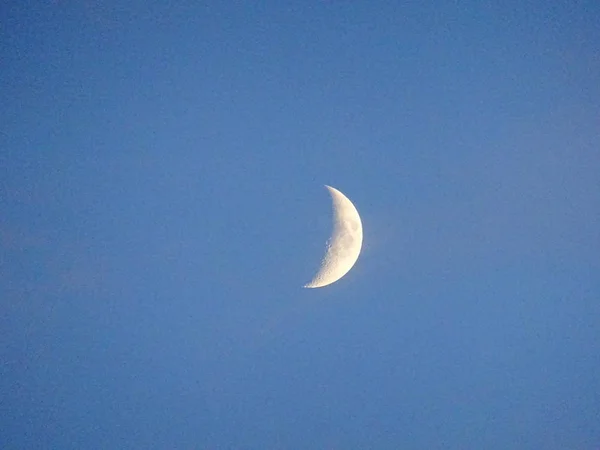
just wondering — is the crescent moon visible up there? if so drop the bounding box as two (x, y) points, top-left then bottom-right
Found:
(304, 185), (364, 288)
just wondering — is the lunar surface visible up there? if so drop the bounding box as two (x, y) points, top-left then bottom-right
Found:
(304, 185), (363, 288)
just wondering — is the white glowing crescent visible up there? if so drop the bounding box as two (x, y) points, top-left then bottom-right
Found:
(304, 185), (363, 288)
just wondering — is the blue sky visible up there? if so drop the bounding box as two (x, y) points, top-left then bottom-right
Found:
(2, 1), (599, 448)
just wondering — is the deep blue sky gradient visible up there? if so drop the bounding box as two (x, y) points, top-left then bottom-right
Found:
(2, 1), (600, 448)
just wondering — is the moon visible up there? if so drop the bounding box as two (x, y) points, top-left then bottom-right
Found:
(304, 185), (364, 288)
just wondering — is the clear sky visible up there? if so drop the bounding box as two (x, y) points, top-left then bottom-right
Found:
(2, 1), (599, 449)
